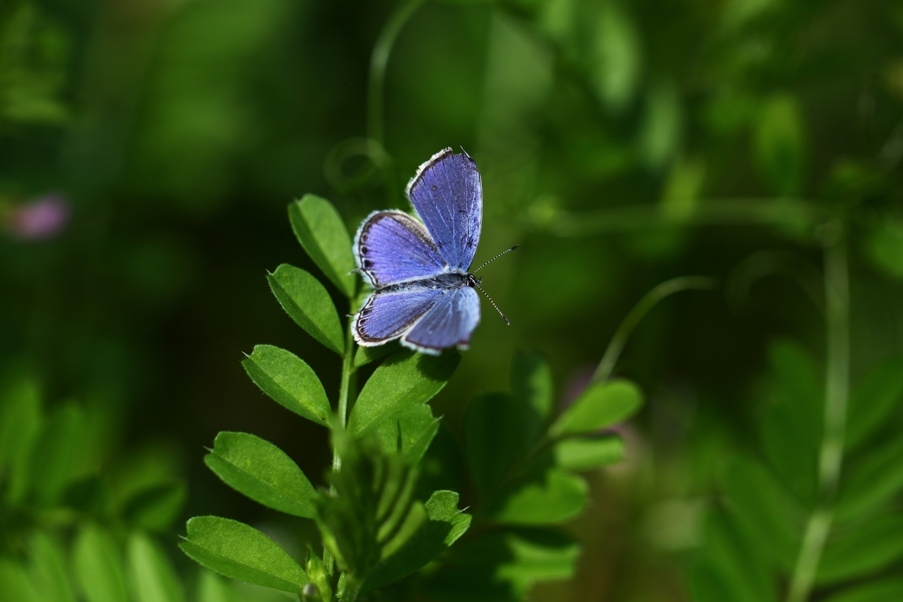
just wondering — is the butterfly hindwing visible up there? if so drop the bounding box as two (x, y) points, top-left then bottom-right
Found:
(406, 148), (482, 272)
(354, 210), (448, 288)
(402, 286), (480, 353)
(353, 287), (441, 346)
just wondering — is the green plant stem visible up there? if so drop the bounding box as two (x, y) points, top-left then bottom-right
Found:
(786, 232), (850, 602)
(334, 327), (356, 472)
(544, 198), (820, 236)
(593, 276), (715, 384)
(820, 235), (851, 500)
(367, 0), (426, 148)
(324, 327), (357, 581)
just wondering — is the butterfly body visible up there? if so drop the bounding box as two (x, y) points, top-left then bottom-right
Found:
(352, 148), (484, 354)
(372, 272), (479, 296)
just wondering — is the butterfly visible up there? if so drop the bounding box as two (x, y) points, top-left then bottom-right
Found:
(352, 148), (512, 354)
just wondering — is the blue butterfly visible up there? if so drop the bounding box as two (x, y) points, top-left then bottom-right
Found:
(352, 148), (511, 354)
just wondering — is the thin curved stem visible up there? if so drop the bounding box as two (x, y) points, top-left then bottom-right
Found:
(593, 276), (716, 384)
(786, 232), (850, 602)
(726, 250), (826, 317)
(367, 0), (426, 148)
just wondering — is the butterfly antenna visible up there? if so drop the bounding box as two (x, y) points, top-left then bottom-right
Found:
(473, 281), (510, 325)
(473, 244), (519, 274)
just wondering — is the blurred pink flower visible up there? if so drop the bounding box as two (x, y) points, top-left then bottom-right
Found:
(6, 194), (71, 241)
(560, 364), (596, 410)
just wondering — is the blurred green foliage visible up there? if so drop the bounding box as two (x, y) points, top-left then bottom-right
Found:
(1, 0), (903, 599)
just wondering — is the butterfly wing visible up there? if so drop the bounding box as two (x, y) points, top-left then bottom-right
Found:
(354, 285), (481, 353)
(353, 149), (484, 353)
(406, 148), (482, 271)
(402, 286), (480, 354)
(354, 210), (448, 288)
(353, 287), (442, 346)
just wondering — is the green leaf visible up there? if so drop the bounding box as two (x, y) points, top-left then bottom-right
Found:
(721, 454), (801, 570)
(511, 351), (554, 451)
(720, 0), (781, 28)
(660, 156), (705, 219)
(63, 474), (107, 516)
(493, 529), (580, 584)
(638, 80), (682, 169)
(121, 482), (187, 532)
(818, 515), (903, 584)
(372, 403), (440, 465)
(304, 552), (332, 602)
(204, 432), (317, 518)
(427, 491), (471, 539)
(27, 401), (85, 503)
(846, 355), (903, 449)
(491, 468), (587, 525)
(0, 560), (40, 602)
(823, 579), (903, 602)
(105, 441), (183, 514)
(836, 437), (903, 521)
(242, 345), (331, 426)
(758, 341), (823, 505)
(427, 528), (579, 598)
(0, 373), (41, 503)
(463, 353), (556, 500)
(417, 427), (467, 498)
(352, 344), (395, 370)
(180, 516), (307, 592)
(865, 219), (903, 280)
(289, 195), (357, 298)
(348, 350), (459, 437)
(754, 95), (807, 195)
(769, 340), (823, 439)
(267, 264), (345, 354)
(693, 508), (776, 602)
(550, 379), (643, 437)
(690, 557), (755, 602)
(759, 400), (819, 505)
(72, 524), (129, 602)
(464, 393), (524, 499)
(591, 2), (641, 112)
(362, 491), (472, 592)
(553, 435), (625, 471)
(27, 533), (75, 602)
(127, 532), (186, 602)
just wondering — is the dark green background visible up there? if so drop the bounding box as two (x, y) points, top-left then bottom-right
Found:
(2, 0), (902, 599)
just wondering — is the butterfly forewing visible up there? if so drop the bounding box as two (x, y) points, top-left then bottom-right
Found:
(354, 210), (448, 287)
(406, 148), (482, 272)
